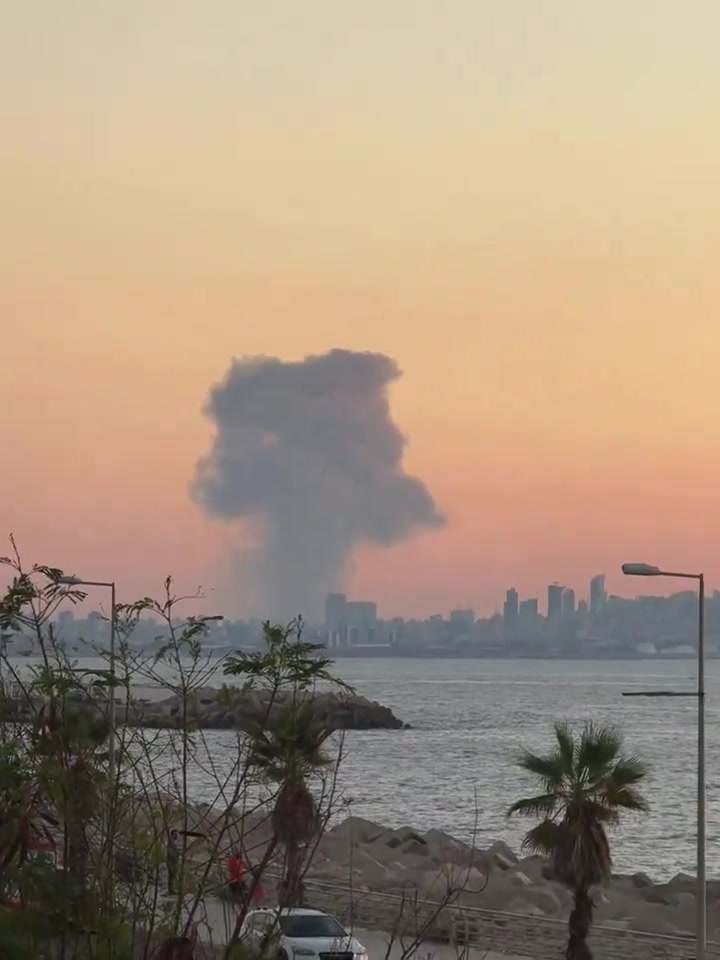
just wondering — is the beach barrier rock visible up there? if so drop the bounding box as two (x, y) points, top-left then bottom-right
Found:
(631, 871), (654, 888)
(423, 829), (485, 870)
(298, 815), (720, 937)
(485, 839), (518, 870)
(130, 687), (406, 732)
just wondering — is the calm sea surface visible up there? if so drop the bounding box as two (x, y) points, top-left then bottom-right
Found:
(308, 658), (713, 880)
(8, 657), (716, 879)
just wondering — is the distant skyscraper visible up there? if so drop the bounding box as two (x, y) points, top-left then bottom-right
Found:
(519, 598), (538, 619)
(547, 584), (563, 620)
(450, 609), (475, 628)
(503, 588), (519, 637)
(345, 601), (377, 626)
(589, 575), (606, 615)
(562, 588), (576, 617)
(324, 593), (347, 648)
(344, 600), (378, 645)
(325, 593), (347, 627)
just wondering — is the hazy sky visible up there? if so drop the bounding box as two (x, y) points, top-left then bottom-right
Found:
(3, 1), (720, 617)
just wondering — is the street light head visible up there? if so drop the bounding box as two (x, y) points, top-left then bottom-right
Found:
(57, 575), (84, 586)
(621, 563), (662, 577)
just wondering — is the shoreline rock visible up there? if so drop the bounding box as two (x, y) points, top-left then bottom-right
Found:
(127, 687), (408, 733)
(304, 815), (714, 938)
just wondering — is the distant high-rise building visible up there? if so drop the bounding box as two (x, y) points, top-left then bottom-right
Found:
(85, 610), (104, 643)
(503, 588), (519, 637)
(450, 609), (475, 628)
(589, 575), (606, 615)
(325, 593), (346, 627)
(345, 600), (378, 645)
(547, 584), (563, 620)
(562, 588), (576, 617)
(519, 598), (538, 619)
(324, 593), (347, 649)
(345, 601), (377, 626)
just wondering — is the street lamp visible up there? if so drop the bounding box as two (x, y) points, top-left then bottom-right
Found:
(57, 577), (117, 783)
(622, 562), (706, 959)
(0, 630), (13, 693)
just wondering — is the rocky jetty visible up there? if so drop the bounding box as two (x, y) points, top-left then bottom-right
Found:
(306, 816), (717, 938)
(129, 687), (407, 732)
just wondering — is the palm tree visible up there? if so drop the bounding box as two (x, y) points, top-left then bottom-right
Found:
(507, 722), (649, 960)
(250, 701), (332, 907)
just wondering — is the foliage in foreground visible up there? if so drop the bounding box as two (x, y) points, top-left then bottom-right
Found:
(0, 540), (348, 958)
(0, 540), (654, 960)
(508, 721), (649, 960)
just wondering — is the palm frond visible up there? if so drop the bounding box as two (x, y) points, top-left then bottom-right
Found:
(517, 750), (567, 790)
(554, 722), (576, 768)
(248, 700), (333, 790)
(608, 756), (648, 787)
(601, 783), (649, 813)
(576, 723), (622, 782)
(507, 793), (559, 819)
(521, 819), (566, 856)
(581, 798), (621, 826)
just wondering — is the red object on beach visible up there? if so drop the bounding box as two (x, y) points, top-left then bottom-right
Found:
(226, 855), (244, 884)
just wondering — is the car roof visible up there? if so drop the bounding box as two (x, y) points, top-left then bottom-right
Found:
(249, 908), (330, 917)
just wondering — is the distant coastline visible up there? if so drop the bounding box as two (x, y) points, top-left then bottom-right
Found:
(324, 649), (707, 660)
(4, 646), (706, 662)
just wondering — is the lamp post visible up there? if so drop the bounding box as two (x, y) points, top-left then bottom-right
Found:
(621, 562), (705, 959)
(0, 630), (12, 695)
(57, 577), (117, 783)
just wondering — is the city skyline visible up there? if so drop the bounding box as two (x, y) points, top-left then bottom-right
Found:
(21, 573), (715, 662)
(18, 570), (713, 628)
(4, 2), (720, 617)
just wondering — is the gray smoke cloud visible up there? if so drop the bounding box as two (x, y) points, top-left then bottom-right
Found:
(191, 349), (446, 620)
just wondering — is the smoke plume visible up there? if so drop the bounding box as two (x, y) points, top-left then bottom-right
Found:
(192, 349), (446, 620)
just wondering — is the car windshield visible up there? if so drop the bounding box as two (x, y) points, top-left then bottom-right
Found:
(279, 915), (346, 939)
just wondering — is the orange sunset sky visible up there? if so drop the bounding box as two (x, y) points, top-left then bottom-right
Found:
(3, 1), (720, 618)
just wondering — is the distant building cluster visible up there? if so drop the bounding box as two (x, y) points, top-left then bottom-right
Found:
(313, 574), (717, 659)
(319, 577), (605, 657)
(502, 576), (604, 640)
(7, 572), (717, 660)
(324, 593), (384, 649)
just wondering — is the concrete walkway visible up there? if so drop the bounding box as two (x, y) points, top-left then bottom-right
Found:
(185, 897), (531, 960)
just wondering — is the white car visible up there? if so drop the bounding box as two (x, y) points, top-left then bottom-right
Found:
(240, 907), (368, 960)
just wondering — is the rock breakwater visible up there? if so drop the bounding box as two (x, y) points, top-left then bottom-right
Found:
(129, 687), (407, 732)
(308, 816), (717, 938)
